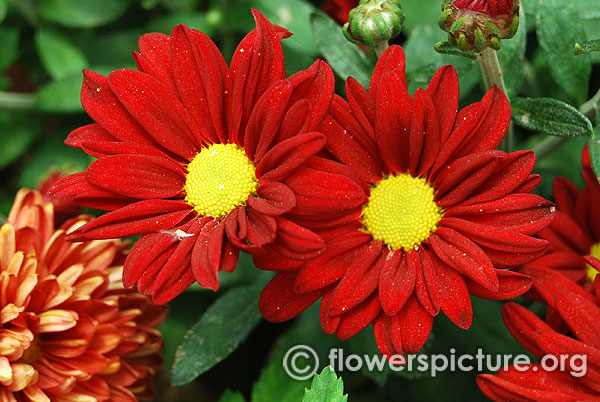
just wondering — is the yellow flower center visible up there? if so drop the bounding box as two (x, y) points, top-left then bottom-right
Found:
(587, 242), (600, 283)
(361, 173), (443, 251)
(184, 143), (258, 218)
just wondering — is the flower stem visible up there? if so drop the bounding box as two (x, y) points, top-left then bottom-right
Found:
(477, 47), (513, 153)
(0, 91), (35, 110)
(580, 87), (600, 122)
(374, 40), (389, 58)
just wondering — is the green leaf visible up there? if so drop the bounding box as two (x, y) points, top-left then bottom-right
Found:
(536, 0), (591, 104)
(252, 0), (318, 55)
(0, 110), (44, 170)
(34, 72), (84, 113)
(512, 97), (594, 137)
(0, 0), (7, 24)
(251, 347), (310, 402)
(497, 7), (526, 99)
(575, 39), (600, 55)
(171, 282), (265, 386)
(38, 0), (132, 28)
(310, 12), (374, 88)
(219, 389), (246, 402)
(35, 28), (89, 80)
(303, 367), (347, 402)
(0, 26), (19, 72)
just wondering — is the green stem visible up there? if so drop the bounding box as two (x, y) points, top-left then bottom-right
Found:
(374, 40), (389, 58)
(531, 136), (569, 161)
(477, 47), (513, 152)
(0, 91), (35, 109)
(580, 87), (600, 122)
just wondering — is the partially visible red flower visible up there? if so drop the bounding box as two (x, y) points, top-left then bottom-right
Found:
(50, 10), (365, 304)
(477, 276), (600, 401)
(322, 0), (359, 25)
(258, 46), (554, 358)
(1, 189), (165, 401)
(523, 145), (600, 291)
(453, 0), (514, 15)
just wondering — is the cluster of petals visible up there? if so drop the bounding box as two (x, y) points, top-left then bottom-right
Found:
(477, 273), (600, 401)
(322, 0), (358, 25)
(258, 46), (555, 358)
(523, 145), (600, 292)
(0, 189), (165, 401)
(50, 10), (364, 304)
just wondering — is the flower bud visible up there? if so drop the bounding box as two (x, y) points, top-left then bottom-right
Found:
(343, 0), (405, 47)
(438, 0), (519, 52)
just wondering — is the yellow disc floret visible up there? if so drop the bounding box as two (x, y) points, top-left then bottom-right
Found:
(184, 143), (258, 218)
(362, 173), (443, 251)
(587, 242), (600, 283)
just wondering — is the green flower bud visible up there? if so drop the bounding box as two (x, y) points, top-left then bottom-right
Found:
(343, 0), (405, 47)
(438, 0), (519, 53)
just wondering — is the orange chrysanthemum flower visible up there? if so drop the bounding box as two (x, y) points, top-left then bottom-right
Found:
(0, 189), (165, 401)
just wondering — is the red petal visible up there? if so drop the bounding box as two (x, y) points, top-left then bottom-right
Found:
(256, 132), (325, 181)
(521, 266), (594, 310)
(65, 124), (117, 149)
(287, 60), (335, 131)
(107, 69), (200, 159)
(435, 150), (504, 207)
(414, 247), (440, 315)
(426, 65), (458, 143)
(246, 182), (296, 216)
(555, 290), (600, 347)
(229, 10), (287, 140)
(335, 294), (381, 340)
(369, 45), (406, 99)
(327, 242), (382, 315)
(267, 217), (324, 260)
(81, 70), (155, 146)
(374, 71), (411, 173)
(444, 193), (555, 235)
(78, 200), (191, 239)
(246, 208), (277, 247)
(378, 250), (416, 316)
(502, 302), (555, 358)
(81, 140), (172, 159)
(399, 296), (433, 354)
(86, 154), (185, 199)
(346, 76), (375, 139)
(435, 257), (473, 329)
(284, 167), (367, 214)
(259, 271), (322, 322)
(294, 232), (372, 292)
(171, 25), (230, 144)
(123, 231), (179, 288)
(553, 176), (579, 213)
(191, 219), (221, 290)
(244, 80), (292, 161)
(373, 313), (403, 357)
(135, 32), (176, 93)
(411, 88), (440, 177)
(430, 228), (498, 291)
(466, 270), (532, 300)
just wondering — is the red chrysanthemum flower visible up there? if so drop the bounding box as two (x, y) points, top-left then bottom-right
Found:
(50, 10), (365, 304)
(322, 0), (359, 25)
(258, 46), (555, 357)
(477, 275), (600, 401)
(523, 145), (600, 290)
(1, 189), (165, 401)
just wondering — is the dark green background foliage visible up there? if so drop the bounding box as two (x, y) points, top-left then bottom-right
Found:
(0, 0), (599, 400)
